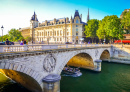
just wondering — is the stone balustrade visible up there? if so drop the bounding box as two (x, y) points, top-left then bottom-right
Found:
(0, 44), (111, 53)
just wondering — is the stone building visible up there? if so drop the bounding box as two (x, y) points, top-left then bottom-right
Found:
(120, 9), (130, 18)
(19, 10), (89, 44)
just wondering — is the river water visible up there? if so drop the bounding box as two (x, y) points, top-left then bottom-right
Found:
(0, 62), (130, 92)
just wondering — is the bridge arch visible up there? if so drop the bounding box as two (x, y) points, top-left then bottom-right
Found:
(100, 49), (110, 60)
(57, 51), (95, 74)
(0, 62), (42, 92)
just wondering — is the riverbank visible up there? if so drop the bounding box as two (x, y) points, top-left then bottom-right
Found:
(103, 58), (130, 64)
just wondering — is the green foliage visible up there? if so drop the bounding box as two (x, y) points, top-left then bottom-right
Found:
(97, 15), (123, 40)
(106, 15), (121, 38)
(8, 29), (24, 42)
(0, 34), (9, 42)
(25, 36), (31, 42)
(118, 24), (124, 40)
(96, 20), (106, 39)
(0, 29), (24, 42)
(84, 19), (99, 42)
(121, 9), (130, 33)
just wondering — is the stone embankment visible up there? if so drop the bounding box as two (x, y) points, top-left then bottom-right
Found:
(108, 45), (130, 64)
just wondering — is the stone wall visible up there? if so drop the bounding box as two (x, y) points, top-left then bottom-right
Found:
(0, 69), (42, 92)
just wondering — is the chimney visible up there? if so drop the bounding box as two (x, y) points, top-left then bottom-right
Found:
(66, 17), (69, 23)
(80, 14), (82, 22)
(45, 20), (47, 26)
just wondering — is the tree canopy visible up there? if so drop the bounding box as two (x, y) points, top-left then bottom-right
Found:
(0, 29), (24, 42)
(97, 15), (123, 41)
(8, 29), (24, 42)
(84, 19), (99, 42)
(121, 9), (130, 33)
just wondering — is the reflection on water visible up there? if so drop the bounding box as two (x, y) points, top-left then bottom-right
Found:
(61, 62), (130, 92)
(0, 73), (31, 92)
(0, 62), (130, 92)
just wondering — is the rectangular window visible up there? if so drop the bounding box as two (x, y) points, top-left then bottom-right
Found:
(46, 32), (47, 36)
(50, 31), (52, 36)
(67, 32), (69, 35)
(57, 31), (59, 36)
(60, 30), (62, 35)
(55, 31), (56, 35)
(48, 32), (49, 36)
(42, 32), (43, 36)
(76, 29), (78, 31)
(76, 32), (78, 35)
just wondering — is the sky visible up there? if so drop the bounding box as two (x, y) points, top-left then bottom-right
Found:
(0, 0), (130, 35)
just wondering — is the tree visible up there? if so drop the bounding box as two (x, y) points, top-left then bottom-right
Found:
(96, 20), (106, 42)
(25, 36), (31, 42)
(97, 15), (122, 43)
(8, 29), (24, 42)
(84, 19), (99, 43)
(121, 9), (130, 34)
(106, 15), (121, 39)
(0, 34), (9, 42)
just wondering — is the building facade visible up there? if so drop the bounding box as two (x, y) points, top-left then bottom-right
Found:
(19, 10), (89, 44)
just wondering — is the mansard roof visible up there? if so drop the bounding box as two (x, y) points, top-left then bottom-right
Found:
(74, 10), (80, 18)
(73, 10), (82, 23)
(19, 27), (30, 31)
(31, 12), (38, 21)
(38, 10), (87, 27)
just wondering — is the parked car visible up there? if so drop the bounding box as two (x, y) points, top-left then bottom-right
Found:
(0, 41), (14, 45)
(0, 42), (5, 45)
(65, 42), (72, 44)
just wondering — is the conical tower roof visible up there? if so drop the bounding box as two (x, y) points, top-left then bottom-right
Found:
(31, 11), (38, 21)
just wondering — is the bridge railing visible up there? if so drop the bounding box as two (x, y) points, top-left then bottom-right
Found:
(0, 44), (111, 53)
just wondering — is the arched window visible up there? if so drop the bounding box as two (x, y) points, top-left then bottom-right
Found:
(76, 19), (79, 23)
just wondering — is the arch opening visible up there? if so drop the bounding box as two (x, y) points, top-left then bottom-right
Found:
(67, 53), (94, 69)
(0, 69), (42, 92)
(100, 50), (110, 60)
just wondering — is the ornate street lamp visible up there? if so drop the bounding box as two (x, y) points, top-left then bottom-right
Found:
(48, 31), (49, 45)
(104, 35), (106, 44)
(73, 35), (75, 44)
(1, 25), (4, 42)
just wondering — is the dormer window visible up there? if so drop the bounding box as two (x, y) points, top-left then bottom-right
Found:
(76, 19), (79, 23)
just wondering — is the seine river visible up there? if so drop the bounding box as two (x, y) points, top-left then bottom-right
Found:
(0, 62), (130, 92)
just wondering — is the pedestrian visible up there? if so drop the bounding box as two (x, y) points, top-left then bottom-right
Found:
(5, 39), (10, 51)
(20, 40), (23, 45)
(5, 39), (10, 45)
(23, 39), (27, 45)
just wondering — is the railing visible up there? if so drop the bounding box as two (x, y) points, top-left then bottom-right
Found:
(0, 44), (111, 53)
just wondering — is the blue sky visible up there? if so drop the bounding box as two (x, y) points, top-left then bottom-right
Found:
(0, 0), (129, 35)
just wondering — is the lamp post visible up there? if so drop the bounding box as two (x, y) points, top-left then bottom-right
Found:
(73, 35), (75, 44)
(1, 25), (4, 42)
(104, 35), (105, 44)
(48, 31), (49, 45)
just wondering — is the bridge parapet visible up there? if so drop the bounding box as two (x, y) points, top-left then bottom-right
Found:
(0, 44), (111, 53)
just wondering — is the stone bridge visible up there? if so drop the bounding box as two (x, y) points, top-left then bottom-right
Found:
(0, 45), (113, 92)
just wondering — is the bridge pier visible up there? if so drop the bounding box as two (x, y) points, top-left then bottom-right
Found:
(94, 60), (102, 72)
(42, 74), (61, 92)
